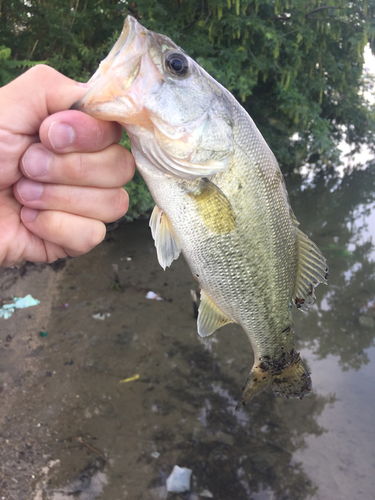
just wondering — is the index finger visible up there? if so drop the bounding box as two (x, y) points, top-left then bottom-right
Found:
(0, 65), (87, 135)
(39, 109), (123, 154)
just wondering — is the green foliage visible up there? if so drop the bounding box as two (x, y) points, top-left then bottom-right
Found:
(123, 169), (154, 220)
(118, 131), (154, 218)
(133, 0), (375, 173)
(0, 46), (42, 86)
(0, 0), (126, 82)
(1, 0), (375, 217)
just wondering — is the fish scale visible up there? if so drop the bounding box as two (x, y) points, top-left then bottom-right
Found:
(73, 15), (328, 407)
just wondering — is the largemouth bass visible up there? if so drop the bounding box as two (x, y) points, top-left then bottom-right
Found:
(73, 16), (328, 407)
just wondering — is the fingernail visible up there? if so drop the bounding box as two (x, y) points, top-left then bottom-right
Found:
(48, 121), (75, 150)
(21, 207), (38, 223)
(17, 178), (43, 202)
(22, 147), (51, 177)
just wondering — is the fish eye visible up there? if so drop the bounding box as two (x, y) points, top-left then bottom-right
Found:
(165, 52), (189, 77)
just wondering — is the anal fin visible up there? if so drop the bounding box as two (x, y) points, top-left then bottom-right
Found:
(293, 228), (329, 311)
(149, 205), (181, 270)
(198, 290), (234, 337)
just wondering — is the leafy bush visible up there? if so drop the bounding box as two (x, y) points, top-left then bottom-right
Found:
(119, 131), (154, 220)
(0, 46), (42, 86)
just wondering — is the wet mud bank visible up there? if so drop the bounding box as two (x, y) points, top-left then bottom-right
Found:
(0, 220), (254, 500)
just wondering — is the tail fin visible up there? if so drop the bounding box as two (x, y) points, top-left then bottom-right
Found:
(236, 351), (311, 410)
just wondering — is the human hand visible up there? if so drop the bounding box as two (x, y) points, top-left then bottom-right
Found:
(0, 65), (135, 267)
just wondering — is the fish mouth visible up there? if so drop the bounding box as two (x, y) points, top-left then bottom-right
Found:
(72, 16), (159, 122)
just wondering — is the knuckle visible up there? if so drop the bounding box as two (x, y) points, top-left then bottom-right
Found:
(101, 121), (123, 146)
(37, 211), (105, 258)
(26, 64), (58, 83)
(65, 152), (93, 184)
(46, 243), (68, 263)
(66, 220), (105, 256)
(74, 153), (89, 183)
(85, 222), (106, 252)
(111, 188), (129, 221)
(117, 146), (136, 183)
(54, 210), (66, 236)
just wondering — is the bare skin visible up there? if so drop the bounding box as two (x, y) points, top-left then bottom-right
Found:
(0, 64), (135, 267)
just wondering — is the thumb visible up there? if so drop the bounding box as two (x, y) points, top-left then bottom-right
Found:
(0, 65), (88, 136)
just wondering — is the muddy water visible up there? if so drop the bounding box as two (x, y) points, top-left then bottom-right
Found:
(1, 166), (375, 500)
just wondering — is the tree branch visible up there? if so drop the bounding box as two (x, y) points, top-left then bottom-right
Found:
(306, 6), (343, 20)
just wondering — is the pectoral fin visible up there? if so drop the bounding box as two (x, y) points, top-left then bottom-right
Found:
(197, 290), (234, 337)
(189, 178), (236, 234)
(293, 228), (329, 311)
(149, 205), (181, 270)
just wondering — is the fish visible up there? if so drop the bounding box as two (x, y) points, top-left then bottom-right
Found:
(73, 16), (328, 408)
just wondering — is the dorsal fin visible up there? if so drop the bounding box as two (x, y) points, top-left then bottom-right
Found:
(293, 228), (328, 311)
(198, 289), (234, 337)
(149, 205), (181, 270)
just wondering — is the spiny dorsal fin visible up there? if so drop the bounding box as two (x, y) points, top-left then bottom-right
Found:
(293, 228), (328, 311)
(198, 289), (234, 337)
(149, 205), (181, 270)
(188, 178), (236, 234)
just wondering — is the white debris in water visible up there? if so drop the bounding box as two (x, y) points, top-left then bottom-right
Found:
(200, 489), (214, 498)
(145, 291), (164, 300)
(32, 460), (61, 500)
(151, 451), (160, 459)
(0, 294), (40, 319)
(166, 465), (192, 493)
(92, 312), (111, 320)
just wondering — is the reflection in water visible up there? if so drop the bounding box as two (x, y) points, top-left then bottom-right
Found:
(165, 350), (333, 499)
(288, 163), (375, 370)
(142, 335), (334, 500)
(33, 460), (108, 500)
(51, 470), (108, 500)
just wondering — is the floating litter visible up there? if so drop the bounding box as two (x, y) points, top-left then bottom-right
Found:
(200, 489), (214, 498)
(0, 294), (40, 319)
(119, 374), (140, 383)
(145, 291), (163, 301)
(166, 465), (192, 493)
(92, 312), (111, 320)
